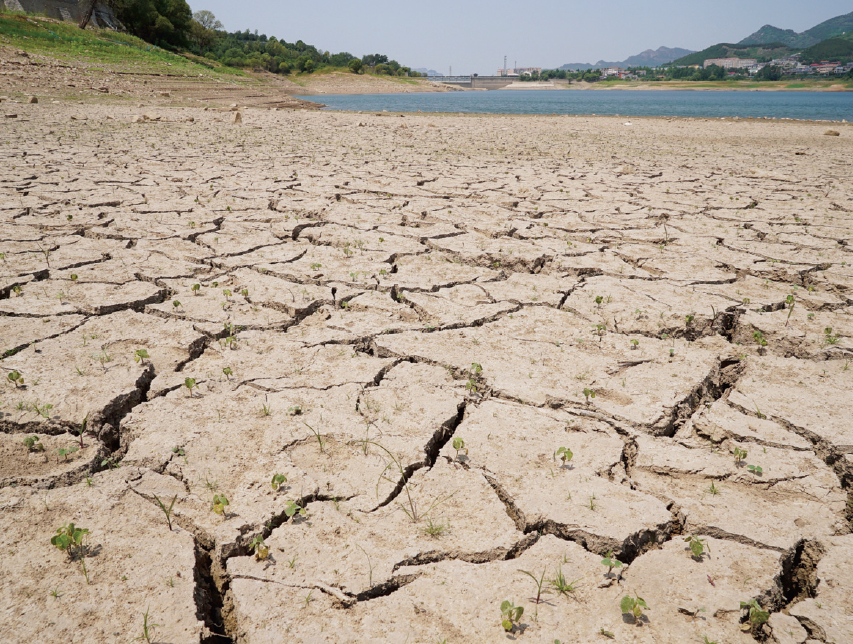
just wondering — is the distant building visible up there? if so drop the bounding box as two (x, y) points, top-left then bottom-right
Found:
(704, 58), (757, 69)
(810, 62), (841, 74)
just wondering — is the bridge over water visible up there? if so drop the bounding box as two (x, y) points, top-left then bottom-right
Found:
(428, 76), (515, 90)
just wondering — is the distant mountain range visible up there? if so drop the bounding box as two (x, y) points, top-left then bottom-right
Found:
(739, 11), (853, 48)
(413, 68), (440, 76)
(559, 46), (694, 71)
(556, 10), (853, 72)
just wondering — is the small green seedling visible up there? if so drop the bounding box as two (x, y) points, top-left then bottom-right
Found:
(153, 494), (177, 531)
(211, 494), (229, 516)
(134, 607), (159, 644)
(685, 535), (710, 559)
(422, 517), (449, 538)
(288, 405), (302, 415)
(520, 568), (551, 620)
(630, 339), (639, 350)
(733, 446), (747, 465)
(240, 289), (249, 298)
(191, 284), (201, 295)
(685, 314), (695, 325)
(222, 366), (233, 379)
(250, 535), (269, 561)
(172, 300), (182, 309)
(740, 599), (769, 628)
(599, 628), (615, 639)
(708, 481), (720, 495)
(69, 273), (78, 282)
(452, 436), (467, 460)
(184, 377), (197, 398)
(555, 446), (573, 466)
(75, 415), (88, 448)
(134, 349), (149, 364)
(223, 289), (232, 301)
(303, 422), (326, 453)
(51, 523), (90, 583)
(35, 402), (54, 419)
(23, 435), (44, 452)
(271, 473), (287, 490)
(824, 327), (839, 345)
(56, 446), (79, 461)
(620, 594), (649, 624)
(7, 370), (24, 388)
(285, 499), (308, 519)
(549, 564), (581, 598)
(752, 330), (767, 347)
(500, 600), (524, 632)
(747, 464), (763, 476)
(594, 295), (604, 306)
(261, 403), (272, 416)
(601, 550), (623, 575)
(582, 388), (596, 403)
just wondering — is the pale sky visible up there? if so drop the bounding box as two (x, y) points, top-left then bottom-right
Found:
(192, 1), (852, 74)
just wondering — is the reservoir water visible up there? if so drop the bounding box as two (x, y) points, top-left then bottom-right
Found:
(298, 89), (853, 121)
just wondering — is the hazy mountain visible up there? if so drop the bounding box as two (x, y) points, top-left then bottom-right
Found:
(413, 67), (440, 76)
(559, 46), (694, 71)
(739, 11), (853, 48)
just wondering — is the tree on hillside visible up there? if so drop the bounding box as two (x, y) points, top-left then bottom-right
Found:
(193, 9), (222, 31)
(110, 0), (193, 48)
(348, 58), (363, 74)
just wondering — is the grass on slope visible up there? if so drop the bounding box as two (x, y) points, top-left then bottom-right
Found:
(0, 12), (243, 77)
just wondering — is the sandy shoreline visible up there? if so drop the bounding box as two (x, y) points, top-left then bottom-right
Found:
(2, 70), (853, 644)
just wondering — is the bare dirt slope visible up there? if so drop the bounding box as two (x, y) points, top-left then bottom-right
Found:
(1, 95), (852, 644)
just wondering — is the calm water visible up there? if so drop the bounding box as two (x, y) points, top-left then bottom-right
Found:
(298, 89), (853, 121)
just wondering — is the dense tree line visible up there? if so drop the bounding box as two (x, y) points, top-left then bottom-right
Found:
(106, 4), (419, 76)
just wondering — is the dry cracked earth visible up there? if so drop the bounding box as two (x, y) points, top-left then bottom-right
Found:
(1, 101), (852, 644)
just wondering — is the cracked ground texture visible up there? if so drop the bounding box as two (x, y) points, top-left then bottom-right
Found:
(0, 99), (852, 644)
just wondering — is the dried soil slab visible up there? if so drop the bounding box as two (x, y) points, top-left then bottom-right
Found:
(0, 278), (165, 317)
(220, 267), (335, 319)
(0, 469), (204, 644)
(477, 272), (572, 306)
(734, 307), (853, 360)
(1, 313), (85, 356)
(194, 221), (283, 256)
(0, 236), (109, 279)
(156, 330), (393, 392)
(300, 223), (425, 255)
(614, 245), (736, 283)
(441, 399), (671, 556)
(1, 311), (204, 437)
(698, 275), (846, 311)
(377, 307), (722, 432)
(692, 401), (813, 450)
(548, 248), (656, 278)
(727, 355), (853, 452)
(226, 535), (608, 644)
(561, 275), (732, 336)
(0, 431), (100, 488)
(788, 535), (853, 644)
(226, 460), (523, 598)
(212, 242), (306, 270)
(427, 231), (553, 271)
(402, 284), (518, 328)
(632, 436), (846, 551)
(376, 252), (499, 291)
(256, 243), (391, 284)
(287, 362), (464, 506)
(146, 279), (292, 333)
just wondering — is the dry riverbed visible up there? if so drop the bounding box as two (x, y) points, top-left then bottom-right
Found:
(0, 96), (852, 644)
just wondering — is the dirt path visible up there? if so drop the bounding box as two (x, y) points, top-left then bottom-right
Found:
(1, 92), (852, 644)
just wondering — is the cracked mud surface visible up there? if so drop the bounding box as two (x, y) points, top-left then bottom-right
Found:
(1, 100), (852, 644)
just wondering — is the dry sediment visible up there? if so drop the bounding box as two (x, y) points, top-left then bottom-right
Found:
(1, 96), (852, 644)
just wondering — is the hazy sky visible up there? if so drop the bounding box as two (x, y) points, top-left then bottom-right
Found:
(191, 1), (852, 74)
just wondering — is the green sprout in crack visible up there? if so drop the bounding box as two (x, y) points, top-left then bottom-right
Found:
(601, 550), (623, 575)
(582, 388), (596, 404)
(153, 494), (178, 531)
(184, 377), (197, 398)
(422, 517), (450, 538)
(555, 446), (573, 466)
(303, 422), (326, 453)
(824, 327), (840, 345)
(250, 535), (269, 561)
(133, 607), (160, 644)
(7, 370), (25, 388)
(747, 464), (763, 476)
(285, 499), (308, 519)
(733, 446), (747, 465)
(594, 295), (604, 306)
(211, 494), (229, 516)
(34, 402), (54, 419)
(519, 568), (551, 621)
(752, 330), (767, 347)
(785, 294), (795, 327)
(56, 445), (79, 461)
(222, 366), (233, 380)
(23, 435), (44, 452)
(191, 284), (201, 295)
(620, 594), (649, 624)
(630, 339), (639, 350)
(684, 535), (710, 560)
(550, 564), (582, 598)
(271, 473), (287, 490)
(685, 314), (695, 326)
(452, 437), (467, 460)
(740, 599), (769, 628)
(500, 600), (524, 633)
(172, 300), (182, 309)
(134, 349), (149, 364)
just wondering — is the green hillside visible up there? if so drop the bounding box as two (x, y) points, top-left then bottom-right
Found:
(672, 42), (794, 67)
(739, 11), (853, 47)
(799, 37), (853, 64)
